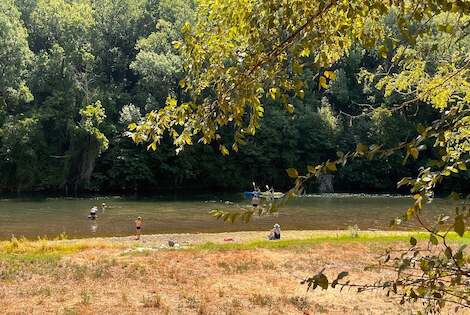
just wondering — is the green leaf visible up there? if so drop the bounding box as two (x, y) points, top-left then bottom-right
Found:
(336, 271), (348, 280)
(166, 97), (177, 107)
(286, 104), (294, 113)
(324, 70), (336, 80)
(222, 213), (231, 222)
(147, 142), (157, 151)
(316, 273), (329, 290)
(209, 209), (219, 216)
(356, 143), (368, 154)
(430, 235), (438, 245)
(444, 247), (452, 259)
(409, 148), (419, 160)
(299, 47), (310, 57)
(454, 215), (465, 237)
(410, 237), (417, 246)
(378, 45), (388, 59)
(128, 123), (137, 130)
(307, 165), (316, 174)
(286, 168), (299, 178)
(242, 211), (253, 223)
(319, 76), (328, 89)
(326, 161), (337, 172)
(406, 207), (415, 220)
(219, 144), (229, 156)
(268, 88), (278, 100)
(397, 177), (411, 188)
(449, 192), (461, 201)
(229, 213), (239, 223)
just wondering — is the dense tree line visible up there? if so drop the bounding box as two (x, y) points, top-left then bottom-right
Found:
(0, 0), (467, 194)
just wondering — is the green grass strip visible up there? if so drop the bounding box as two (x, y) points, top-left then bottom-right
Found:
(192, 231), (470, 251)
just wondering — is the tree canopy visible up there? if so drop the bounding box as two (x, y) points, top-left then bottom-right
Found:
(0, 0), (468, 196)
(131, 1), (469, 155)
(128, 0), (470, 311)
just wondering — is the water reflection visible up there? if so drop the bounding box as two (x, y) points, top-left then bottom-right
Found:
(90, 222), (98, 234)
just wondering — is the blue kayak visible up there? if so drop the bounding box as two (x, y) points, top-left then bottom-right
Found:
(244, 191), (255, 199)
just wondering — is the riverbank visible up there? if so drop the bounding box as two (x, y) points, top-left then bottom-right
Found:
(1, 230), (468, 314)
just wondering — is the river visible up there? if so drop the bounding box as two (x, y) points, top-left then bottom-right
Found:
(0, 194), (457, 240)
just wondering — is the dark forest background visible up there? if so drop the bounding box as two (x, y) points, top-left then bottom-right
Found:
(1, 0), (468, 195)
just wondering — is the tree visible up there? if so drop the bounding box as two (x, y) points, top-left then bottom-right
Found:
(130, 1), (470, 311)
(0, 0), (36, 191)
(91, 0), (149, 84)
(130, 0), (195, 106)
(0, 0), (33, 113)
(0, 0), (466, 198)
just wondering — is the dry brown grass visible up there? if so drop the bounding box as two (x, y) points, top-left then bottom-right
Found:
(0, 232), (466, 314)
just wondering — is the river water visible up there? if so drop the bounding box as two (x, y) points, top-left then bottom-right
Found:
(0, 194), (457, 240)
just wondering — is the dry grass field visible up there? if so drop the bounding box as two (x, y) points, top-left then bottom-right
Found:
(0, 231), (467, 314)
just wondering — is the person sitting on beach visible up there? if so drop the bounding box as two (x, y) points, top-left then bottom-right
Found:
(268, 223), (281, 240)
(135, 216), (143, 240)
(89, 206), (98, 220)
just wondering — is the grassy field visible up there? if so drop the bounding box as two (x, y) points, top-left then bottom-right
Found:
(1, 230), (468, 314)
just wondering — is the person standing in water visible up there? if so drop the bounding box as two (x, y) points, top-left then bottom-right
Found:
(89, 206), (98, 220)
(251, 182), (261, 208)
(252, 191), (260, 208)
(135, 216), (143, 240)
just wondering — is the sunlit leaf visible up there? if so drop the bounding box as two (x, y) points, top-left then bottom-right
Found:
(286, 168), (298, 178)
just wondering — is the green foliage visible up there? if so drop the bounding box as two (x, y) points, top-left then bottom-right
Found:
(304, 205), (470, 313)
(1, 0), (468, 197)
(0, 0), (33, 107)
(126, 0), (470, 312)
(130, 0), (194, 105)
(79, 100), (108, 151)
(192, 231), (454, 251)
(30, 0), (94, 56)
(131, 0), (469, 153)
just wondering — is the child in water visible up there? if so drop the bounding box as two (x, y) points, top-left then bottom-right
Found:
(135, 216), (143, 240)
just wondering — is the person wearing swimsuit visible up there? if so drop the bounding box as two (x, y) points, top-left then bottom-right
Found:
(135, 216), (143, 240)
(252, 193), (260, 208)
(252, 186), (261, 208)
